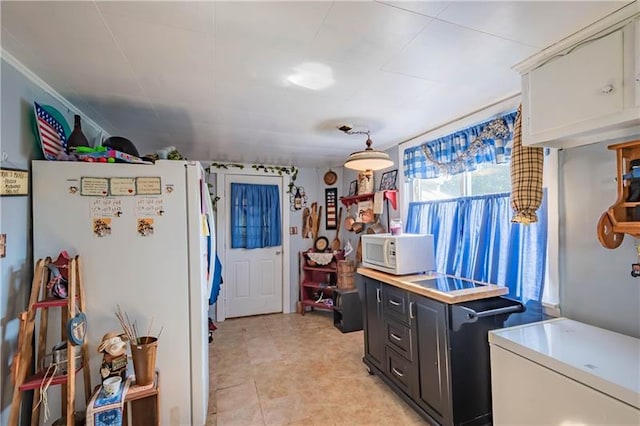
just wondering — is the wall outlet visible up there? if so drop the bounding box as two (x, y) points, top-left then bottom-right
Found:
(289, 226), (298, 235)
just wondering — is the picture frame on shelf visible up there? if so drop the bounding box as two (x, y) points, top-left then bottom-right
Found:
(348, 180), (357, 196)
(379, 169), (398, 191)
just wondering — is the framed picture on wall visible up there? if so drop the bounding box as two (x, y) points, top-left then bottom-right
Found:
(325, 188), (338, 230)
(379, 169), (398, 191)
(348, 180), (357, 196)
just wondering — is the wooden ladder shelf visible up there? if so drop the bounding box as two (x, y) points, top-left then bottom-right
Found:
(9, 255), (91, 426)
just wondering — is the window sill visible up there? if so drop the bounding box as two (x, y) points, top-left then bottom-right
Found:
(542, 302), (561, 318)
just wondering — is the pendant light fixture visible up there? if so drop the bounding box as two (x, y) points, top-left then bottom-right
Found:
(340, 125), (393, 171)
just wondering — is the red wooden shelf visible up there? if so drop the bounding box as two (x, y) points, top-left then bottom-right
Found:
(302, 282), (336, 291)
(32, 296), (78, 309)
(340, 190), (398, 210)
(19, 366), (83, 391)
(300, 251), (339, 315)
(300, 299), (334, 311)
(303, 265), (337, 272)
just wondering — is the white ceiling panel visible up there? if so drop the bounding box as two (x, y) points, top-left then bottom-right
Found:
(437, 1), (630, 48)
(323, 1), (430, 43)
(377, 1), (452, 18)
(102, 13), (215, 106)
(2, 1), (145, 100)
(96, 0), (215, 34)
(383, 19), (538, 83)
(1, 1), (634, 168)
(351, 71), (439, 110)
(213, 1), (332, 50)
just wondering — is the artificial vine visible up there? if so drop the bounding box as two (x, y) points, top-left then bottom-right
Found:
(208, 162), (299, 194)
(208, 162), (244, 171)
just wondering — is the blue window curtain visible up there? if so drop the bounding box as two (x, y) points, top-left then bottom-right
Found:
(405, 191), (547, 303)
(231, 183), (282, 249)
(403, 111), (518, 180)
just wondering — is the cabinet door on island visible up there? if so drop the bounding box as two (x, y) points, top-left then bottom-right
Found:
(363, 278), (385, 372)
(413, 294), (452, 425)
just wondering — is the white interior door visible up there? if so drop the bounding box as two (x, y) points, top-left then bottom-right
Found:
(224, 174), (283, 318)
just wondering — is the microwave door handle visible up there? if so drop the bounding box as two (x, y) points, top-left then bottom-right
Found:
(384, 239), (391, 266)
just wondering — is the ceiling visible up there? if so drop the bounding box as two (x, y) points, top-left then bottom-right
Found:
(1, 1), (631, 168)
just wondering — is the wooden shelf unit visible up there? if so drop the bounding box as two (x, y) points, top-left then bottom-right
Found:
(9, 256), (91, 426)
(299, 251), (344, 314)
(598, 140), (640, 248)
(340, 190), (398, 210)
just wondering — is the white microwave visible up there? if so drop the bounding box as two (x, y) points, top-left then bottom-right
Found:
(361, 233), (435, 275)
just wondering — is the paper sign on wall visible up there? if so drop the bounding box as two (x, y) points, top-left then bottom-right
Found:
(110, 178), (136, 196)
(93, 218), (112, 237)
(136, 177), (161, 195)
(0, 168), (29, 196)
(90, 198), (123, 218)
(81, 177), (109, 196)
(137, 218), (154, 236)
(135, 197), (164, 217)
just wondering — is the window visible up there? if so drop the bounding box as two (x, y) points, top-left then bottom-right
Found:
(412, 163), (511, 201)
(230, 183), (282, 249)
(403, 110), (547, 305)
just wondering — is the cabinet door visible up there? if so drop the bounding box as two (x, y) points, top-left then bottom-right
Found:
(528, 30), (624, 138)
(414, 295), (452, 425)
(363, 278), (385, 371)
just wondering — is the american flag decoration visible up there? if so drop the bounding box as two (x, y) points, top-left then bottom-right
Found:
(34, 102), (67, 160)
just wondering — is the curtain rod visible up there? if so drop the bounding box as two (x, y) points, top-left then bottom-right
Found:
(398, 93), (521, 148)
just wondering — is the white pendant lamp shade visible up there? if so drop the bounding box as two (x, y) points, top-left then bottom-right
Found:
(344, 136), (393, 171)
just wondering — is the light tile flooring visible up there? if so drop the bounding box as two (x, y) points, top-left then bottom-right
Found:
(207, 312), (427, 426)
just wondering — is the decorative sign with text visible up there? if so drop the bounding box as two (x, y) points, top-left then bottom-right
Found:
(0, 168), (29, 196)
(136, 177), (161, 195)
(81, 177), (109, 196)
(110, 178), (136, 196)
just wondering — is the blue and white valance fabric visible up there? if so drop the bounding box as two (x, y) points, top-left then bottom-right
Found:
(403, 110), (518, 180)
(231, 183), (282, 249)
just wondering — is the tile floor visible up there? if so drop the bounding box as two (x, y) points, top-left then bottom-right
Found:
(207, 312), (427, 426)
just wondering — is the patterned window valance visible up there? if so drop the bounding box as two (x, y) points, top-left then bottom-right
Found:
(403, 110), (518, 180)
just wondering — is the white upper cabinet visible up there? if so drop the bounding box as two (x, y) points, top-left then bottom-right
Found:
(514, 3), (640, 149)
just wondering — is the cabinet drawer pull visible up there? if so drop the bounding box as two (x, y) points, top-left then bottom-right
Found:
(409, 301), (415, 319)
(376, 288), (381, 303)
(389, 299), (401, 306)
(601, 84), (614, 94)
(390, 333), (402, 342)
(391, 367), (404, 377)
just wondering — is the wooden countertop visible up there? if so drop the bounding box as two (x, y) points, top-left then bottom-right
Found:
(357, 267), (508, 304)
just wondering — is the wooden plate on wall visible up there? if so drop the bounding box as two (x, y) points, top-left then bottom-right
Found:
(314, 236), (330, 252)
(323, 170), (337, 186)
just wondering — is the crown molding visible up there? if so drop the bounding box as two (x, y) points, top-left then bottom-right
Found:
(1, 48), (109, 137)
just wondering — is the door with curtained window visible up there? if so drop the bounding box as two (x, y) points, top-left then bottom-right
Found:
(224, 174), (283, 317)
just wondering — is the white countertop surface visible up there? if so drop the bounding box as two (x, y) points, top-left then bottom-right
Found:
(489, 317), (640, 409)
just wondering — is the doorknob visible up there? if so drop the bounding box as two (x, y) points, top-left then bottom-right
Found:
(275, 250), (281, 254)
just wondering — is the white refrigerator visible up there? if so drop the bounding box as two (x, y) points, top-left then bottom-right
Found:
(32, 160), (216, 425)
